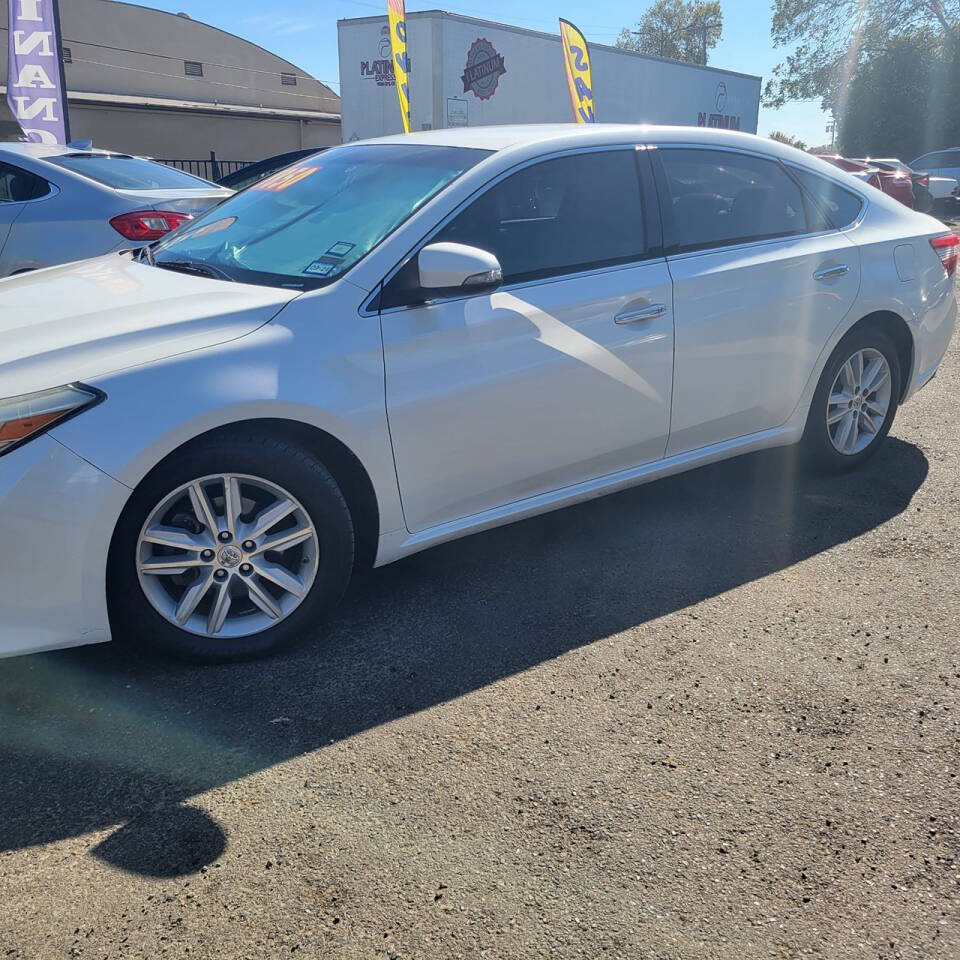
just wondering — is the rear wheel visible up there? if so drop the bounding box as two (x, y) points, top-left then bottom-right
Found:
(803, 326), (902, 471)
(109, 434), (354, 661)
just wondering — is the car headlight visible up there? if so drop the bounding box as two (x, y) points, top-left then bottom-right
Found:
(0, 384), (103, 457)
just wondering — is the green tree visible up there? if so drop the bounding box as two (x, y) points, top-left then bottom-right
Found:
(769, 130), (808, 150)
(616, 0), (723, 65)
(764, 0), (960, 114)
(838, 32), (960, 160)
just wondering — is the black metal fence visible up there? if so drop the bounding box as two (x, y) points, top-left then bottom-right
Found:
(156, 153), (252, 182)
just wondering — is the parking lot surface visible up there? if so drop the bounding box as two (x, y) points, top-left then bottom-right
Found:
(2, 279), (959, 959)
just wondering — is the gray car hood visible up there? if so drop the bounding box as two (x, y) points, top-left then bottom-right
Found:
(0, 254), (298, 398)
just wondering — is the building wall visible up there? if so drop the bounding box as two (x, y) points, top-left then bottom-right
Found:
(2, 0), (341, 159)
(68, 104), (341, 160)
(1, 0), (339, 113)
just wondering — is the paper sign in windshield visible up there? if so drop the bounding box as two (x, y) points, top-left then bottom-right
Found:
(253, 165), (318, 192)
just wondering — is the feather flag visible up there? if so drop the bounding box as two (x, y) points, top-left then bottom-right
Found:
(558, 19), (595, 123)
(387, 0), (411, 133)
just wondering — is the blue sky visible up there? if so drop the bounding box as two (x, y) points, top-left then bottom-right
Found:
(144, 0), (833, 147)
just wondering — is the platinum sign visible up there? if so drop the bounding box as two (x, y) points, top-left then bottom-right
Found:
(6, 0), (69, 143)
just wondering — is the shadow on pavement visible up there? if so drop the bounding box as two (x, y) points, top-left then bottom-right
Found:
(0, 438), (929, 876)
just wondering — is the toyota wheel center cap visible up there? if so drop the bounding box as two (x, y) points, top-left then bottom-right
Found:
(218, 545), (242, 568)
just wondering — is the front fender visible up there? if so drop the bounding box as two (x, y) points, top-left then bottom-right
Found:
(50, 313), (405, 540)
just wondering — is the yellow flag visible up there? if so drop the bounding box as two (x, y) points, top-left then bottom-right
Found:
(387, 0), (411, 133)
(559, 19), (595, 123)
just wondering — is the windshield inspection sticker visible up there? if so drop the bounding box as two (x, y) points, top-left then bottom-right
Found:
(304, 260), (336, 277)
(326, 241), (355, 258)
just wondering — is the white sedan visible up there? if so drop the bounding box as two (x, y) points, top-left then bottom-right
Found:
(0, 125), (956, 660)
(0, 143), (231, 276)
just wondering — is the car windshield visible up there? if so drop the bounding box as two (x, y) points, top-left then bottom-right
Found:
(151, 143), (491, 290)
(47, 153), (215, 189)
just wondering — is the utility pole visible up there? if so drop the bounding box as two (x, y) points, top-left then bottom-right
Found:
(696, 19), (722, 66)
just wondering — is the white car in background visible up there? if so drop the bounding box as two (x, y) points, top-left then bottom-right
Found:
(0, 143), (231, 276)
(911, 148), (960, 184)
(0, 125), (956, 661)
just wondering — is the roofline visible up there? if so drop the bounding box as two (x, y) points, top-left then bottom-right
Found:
(0, 85), (341, 122)
(337, 9), (762, 83)
(65, 0), (339, 101)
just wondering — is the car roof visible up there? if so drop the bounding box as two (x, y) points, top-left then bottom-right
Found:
(356, 123), (775, 153)
(0, 142), (125, 160)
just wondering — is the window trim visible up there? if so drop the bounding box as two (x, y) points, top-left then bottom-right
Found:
(0, 160), (56, 204)
(369, 143), (662, 315)
(650, 143), (858, 259)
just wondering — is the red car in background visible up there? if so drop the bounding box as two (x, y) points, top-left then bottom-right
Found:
(817, 154), (915, 208)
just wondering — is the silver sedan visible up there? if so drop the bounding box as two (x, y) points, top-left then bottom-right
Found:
(0, 143), (231, 276)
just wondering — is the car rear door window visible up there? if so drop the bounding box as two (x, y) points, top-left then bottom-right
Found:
(432, 149), (646, 285)
(787, 166), (863, 229)
(658, 148), (810, 253)
(0, 162), (50, 202)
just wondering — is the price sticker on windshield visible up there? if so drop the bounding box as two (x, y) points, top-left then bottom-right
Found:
(253, 165), (318, 192)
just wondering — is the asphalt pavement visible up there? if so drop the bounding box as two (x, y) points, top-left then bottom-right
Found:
(1, 276), (959, 959)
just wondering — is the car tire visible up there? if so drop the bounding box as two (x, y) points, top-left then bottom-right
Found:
(802, 325), (902, 472)
(914, 188), (934, 214)
(108, 433), (355, 661)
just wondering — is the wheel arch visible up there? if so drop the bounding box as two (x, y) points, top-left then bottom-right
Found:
(843, 310), (915, 401)
(110, 418), (381, 573)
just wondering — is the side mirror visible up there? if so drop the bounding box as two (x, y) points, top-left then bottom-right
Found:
(418, 242), (502, 293)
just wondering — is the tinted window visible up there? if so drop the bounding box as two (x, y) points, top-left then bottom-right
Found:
(944, 151), (960, 166)
(153, 144), (490, 290)
(0, 162), (50, 202)
(432, 150), (646, 284)
(47, 154), (215, 189)
(659, 149), (809, 252)
(788, 166), (863, 229)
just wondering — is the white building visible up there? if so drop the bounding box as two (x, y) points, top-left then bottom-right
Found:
(338, 10), (761, 142)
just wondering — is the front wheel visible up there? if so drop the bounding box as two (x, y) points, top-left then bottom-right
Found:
(108, 434), (355, 661)
(803, 326), (902, 471)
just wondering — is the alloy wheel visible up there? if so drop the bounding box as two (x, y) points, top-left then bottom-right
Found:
(136, 473), (319, 638)
(826, 347), (893, 456)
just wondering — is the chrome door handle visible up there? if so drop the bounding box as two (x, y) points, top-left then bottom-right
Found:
(814, 264), (849, 281)
(614, 303), (666, 324)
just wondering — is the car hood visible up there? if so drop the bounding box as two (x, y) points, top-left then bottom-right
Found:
(0, 254), (298, 398)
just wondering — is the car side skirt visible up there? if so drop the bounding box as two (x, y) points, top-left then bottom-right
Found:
(374, 422), (803, 567)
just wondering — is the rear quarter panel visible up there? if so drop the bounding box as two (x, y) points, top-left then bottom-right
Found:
(842, 203), (956, 395)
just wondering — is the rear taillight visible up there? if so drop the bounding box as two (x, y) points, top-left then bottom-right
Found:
(930, 233), (959, 277)
(109, 210), (193, 241)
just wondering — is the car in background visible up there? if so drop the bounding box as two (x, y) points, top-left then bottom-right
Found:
(0, 126), (956, 662)
(854, 158), (960, 213)
(0, 144), (232, 276)
(911, 148), (960, 185)
(217, 148), (326, 191)
(817, 154), (915, 208)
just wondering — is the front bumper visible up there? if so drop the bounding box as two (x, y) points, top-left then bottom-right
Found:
(0, 435), (130, 657)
